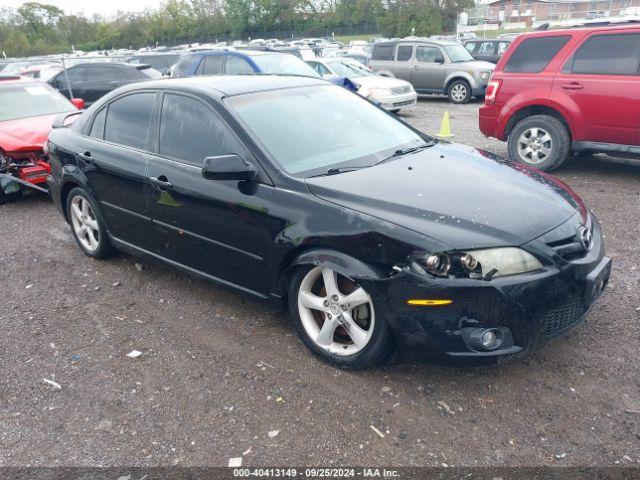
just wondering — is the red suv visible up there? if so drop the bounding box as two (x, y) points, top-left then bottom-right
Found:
(480, 23), (640, 171)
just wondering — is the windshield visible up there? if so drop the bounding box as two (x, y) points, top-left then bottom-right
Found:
(0, 83), (74, 122)
(227, 85), (424, 176)
(444, 44), (474, 63)
(251, 54), (319, 77)
(327, 60), (375, 78)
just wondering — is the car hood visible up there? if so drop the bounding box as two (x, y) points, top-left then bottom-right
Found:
(0, 113), (62, 152)
(450, 60), (495, 71)
(304, 143), (583, 250)
(351, 76), (412, 89)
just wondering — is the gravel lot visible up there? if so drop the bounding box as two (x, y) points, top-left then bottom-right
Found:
(1, 98), (639, 468)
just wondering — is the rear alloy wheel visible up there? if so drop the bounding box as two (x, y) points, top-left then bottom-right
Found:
(288, 265), (394, 369)
(508, 115), (570, 171)
(447, 79), (472, 104)
(66, 187), (112, 258)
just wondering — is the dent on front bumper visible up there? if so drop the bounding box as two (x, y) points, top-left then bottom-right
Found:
(365, 221), (611, 367)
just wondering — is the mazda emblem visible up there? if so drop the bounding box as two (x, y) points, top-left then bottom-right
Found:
(578, 225), (592, 251)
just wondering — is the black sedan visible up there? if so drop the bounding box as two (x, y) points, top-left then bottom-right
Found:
(47, 76), (611, 369)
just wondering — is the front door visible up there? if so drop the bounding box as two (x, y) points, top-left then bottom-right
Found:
(76, 91), (157, 248)
(411, 45), (446, 91)
(145, 92), (274, 294)
(552, 32), (640, 146)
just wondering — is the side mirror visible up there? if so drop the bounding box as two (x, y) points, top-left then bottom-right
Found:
(434, 57), (444, 64)
(71, 98), (85, 110)
(202, 154), (256, 181)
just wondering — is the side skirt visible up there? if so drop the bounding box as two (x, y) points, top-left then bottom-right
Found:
(108, 234), (270, 300)
(573, 140), (640, 157)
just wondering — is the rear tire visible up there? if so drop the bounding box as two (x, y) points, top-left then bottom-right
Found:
(66, 187), (113, 259)
(447, 79), (472, 104)
(508, 115), (570, 172)
(288, 265), (394, 369)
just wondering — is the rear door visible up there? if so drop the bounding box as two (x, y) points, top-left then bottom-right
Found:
(392, 44), (414, 82)
(552, 31), (640, 145)
(145, 92), (274, 293)
(77, 91), (157, 247)
(411, 45), (446, 91)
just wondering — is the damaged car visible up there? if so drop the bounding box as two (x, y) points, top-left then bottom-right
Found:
(47, 76), (611, 369)
(0, 76), (83, 203)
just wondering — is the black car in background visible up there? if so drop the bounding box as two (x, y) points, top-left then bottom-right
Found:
(48, 62), (160, 107)
(463, 38), (512, 63)
(125, 54), (179, 75)
(47, 76), (610, 369)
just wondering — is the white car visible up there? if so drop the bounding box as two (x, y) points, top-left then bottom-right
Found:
(307, 58), (417, 112)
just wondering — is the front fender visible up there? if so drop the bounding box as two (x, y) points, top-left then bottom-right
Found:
(288, 249), (387, 280)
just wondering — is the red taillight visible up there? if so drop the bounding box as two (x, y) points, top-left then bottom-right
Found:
(485, 80), (501, 103)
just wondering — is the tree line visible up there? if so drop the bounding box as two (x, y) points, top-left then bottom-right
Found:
(0, 0), (472, 58)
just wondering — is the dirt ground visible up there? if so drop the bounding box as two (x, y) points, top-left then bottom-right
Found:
(1, 98), (639, 468)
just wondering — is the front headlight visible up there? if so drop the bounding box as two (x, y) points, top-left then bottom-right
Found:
(411, 247), (542, 280)
(479, 71), (491, 81)
(368, 87), (393, 98)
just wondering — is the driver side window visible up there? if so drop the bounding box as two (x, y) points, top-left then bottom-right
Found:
(159, 93), (241, 166)
(416, 46), (444, 63)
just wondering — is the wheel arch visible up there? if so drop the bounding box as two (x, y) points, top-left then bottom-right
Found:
(277, 247), (387, 299)
(504, 104), (573, 141)
(444, 74), (473, 92)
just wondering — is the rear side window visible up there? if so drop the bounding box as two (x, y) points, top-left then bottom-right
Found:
(225, 56), (254, 74)
(104, 93), (155, 150)
(89, 107), (106, 139)
(85, 66), (119, 82)
(117, 66), (146, 80)
(396, 46), (413, 61)
(372, 45), (394, 61)
(203, 56), (223, 75)
(504, 36), (570, 73)
(570, 33), (640, 75)
(159, 94), (239, 166)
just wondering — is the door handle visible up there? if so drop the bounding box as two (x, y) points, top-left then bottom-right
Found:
(561, 82), (583, 90)
(78, 151), (93, 166)
(149, 175), (173, 190)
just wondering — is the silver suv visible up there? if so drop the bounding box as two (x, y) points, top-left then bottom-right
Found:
(369, 39), (495, 104)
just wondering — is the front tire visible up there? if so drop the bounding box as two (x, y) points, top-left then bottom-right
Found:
(447, 79), (472, 104)
(288, 265), (394, 369)
(507, 115), (570, 171)
(66, 187), (113, 258)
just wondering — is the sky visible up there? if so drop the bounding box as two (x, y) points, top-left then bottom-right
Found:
(3, 0), (158, 17)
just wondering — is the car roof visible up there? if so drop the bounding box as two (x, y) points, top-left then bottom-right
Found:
(194, 49), (280, 57)
(519, 21), (640, 37)
(115, 74), (328, 97)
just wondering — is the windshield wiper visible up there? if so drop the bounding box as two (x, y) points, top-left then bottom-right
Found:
(375, 142), (435, 166)
(325, 166), (369, 175)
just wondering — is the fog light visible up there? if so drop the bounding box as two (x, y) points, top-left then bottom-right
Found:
(481, 330), (498, 349)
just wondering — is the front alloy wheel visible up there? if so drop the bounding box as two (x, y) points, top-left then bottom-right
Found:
(289, 265), (394, 369)
(516, 127), (553, 165)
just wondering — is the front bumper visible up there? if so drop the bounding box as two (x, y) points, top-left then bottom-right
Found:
(365, 222), (611, 366)
(374, 91), (418, 111)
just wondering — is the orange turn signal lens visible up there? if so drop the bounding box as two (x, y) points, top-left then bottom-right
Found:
(406, 299), (453, 306)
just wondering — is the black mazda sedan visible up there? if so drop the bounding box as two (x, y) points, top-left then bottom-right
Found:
(47, 75), (611, 369)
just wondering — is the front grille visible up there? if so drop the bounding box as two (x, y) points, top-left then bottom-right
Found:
(391, 85), (412, 95)
(543, 297), (585, 339)
(546, 233), (587, 261)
